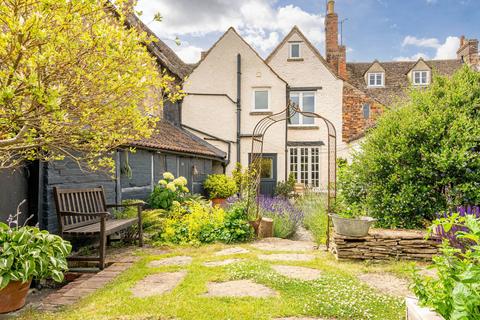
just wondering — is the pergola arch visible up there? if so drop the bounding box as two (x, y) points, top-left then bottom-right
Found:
(247, 102), (337, 248)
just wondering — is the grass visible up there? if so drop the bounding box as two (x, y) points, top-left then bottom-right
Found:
(298, 192), (329, 244)
(18, 243), (416, 320)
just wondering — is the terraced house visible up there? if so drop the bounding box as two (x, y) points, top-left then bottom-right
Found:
(181, 0), (478, 194)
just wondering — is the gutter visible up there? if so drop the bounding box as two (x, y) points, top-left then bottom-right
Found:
(181, 125), (233, 165)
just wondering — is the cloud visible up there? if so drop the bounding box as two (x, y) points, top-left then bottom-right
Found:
(400, 35), (460, 60)
(136, 0), (325, 61)
(393, 53), (429, 61)
(175, 44), (204, 64)
(402, 36), (440, 49)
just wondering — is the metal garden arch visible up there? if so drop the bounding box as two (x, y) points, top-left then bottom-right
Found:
(247, 102), (337, 248)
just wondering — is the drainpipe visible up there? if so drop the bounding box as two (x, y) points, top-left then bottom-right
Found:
(285, 84), (290, 180)
(236, 54), (242, 165)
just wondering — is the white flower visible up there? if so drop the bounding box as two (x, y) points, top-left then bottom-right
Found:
(163, 172), (175, 180)
(166, 182), (176, 192)
(159, 179), (167, 185)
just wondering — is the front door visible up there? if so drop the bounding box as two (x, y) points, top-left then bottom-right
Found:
(249, 153), (277, 197)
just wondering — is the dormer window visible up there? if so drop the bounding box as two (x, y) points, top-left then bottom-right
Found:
(289, 42), (301, 59)
(413, 71), (430, 85)
(368, 73), (384, 87)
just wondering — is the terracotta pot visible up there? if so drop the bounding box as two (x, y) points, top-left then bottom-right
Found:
(0, 279), (32, 314)
(211, 198), (227, 207)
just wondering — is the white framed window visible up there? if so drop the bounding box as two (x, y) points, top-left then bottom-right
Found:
(289, 42), (301, 59)
(412, 70), (430, 85)
(289, 91), (315, 126)
(367, 72), (384, 87)
(288, 147), (320, 188)
(253, 88), (270, 111)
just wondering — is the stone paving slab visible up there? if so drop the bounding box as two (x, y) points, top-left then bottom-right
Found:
(358, 273), (411, 297)
(214, 247), (250, 256)
(204, 280), (277, 297)
(131, 271), (187, 298)
(258, 254), (315, 262)
(252, 238), (317, 252)
(274, 318), (330, 320)
(272, 265), (322, 281)
(148, 256), (192, 267)
(202, 259), (245, 267)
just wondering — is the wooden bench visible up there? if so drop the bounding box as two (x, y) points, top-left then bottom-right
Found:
(53, 187), (143, 269)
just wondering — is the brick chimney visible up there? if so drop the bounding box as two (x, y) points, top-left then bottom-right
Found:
(457, 35), (479, 67)
(325, 0), (348, 80)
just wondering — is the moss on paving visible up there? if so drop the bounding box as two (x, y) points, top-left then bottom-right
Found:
(19, 244), (413, 320)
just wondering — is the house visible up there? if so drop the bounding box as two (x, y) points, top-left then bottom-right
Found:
(182, 0), (478, 194)
(0, 11), (227, 233)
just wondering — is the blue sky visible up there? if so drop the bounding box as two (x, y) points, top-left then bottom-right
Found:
(136, 0), (480, 63)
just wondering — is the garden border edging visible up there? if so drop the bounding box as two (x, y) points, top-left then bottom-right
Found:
(406, 297), (444, 320)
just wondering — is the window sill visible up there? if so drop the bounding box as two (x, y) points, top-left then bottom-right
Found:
(367, 86), (385, 89)
(287, 58), (304, 62)
(288, 125), (320, 130)
(250, 111), (273, 116)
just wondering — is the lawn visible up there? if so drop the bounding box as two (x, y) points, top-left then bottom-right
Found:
(19, 243), (416, 320)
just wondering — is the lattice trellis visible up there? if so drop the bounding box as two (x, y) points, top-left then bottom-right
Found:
(247, 101), (337, 249)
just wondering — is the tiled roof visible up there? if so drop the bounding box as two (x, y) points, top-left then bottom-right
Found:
(346, 59), (463, 106)
(131, 120), (227, 160)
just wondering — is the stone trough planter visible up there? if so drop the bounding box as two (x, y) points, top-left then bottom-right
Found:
(329, 214), (376, 237)
(406, 297), (444, 320)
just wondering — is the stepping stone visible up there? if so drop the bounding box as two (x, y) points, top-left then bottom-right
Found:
(358, 273), (412, 297)
(148, 256), (192, 267)
(252, 238), (316, 252)
(258, 254), (315, 262)
(291, 226), (315, 242)
(272, 265), (321, 281)
(202, 259), (245, 267)
(204, 280), (277, 297)
(215, 247), (250, 256)
(131, 271), (186, 297)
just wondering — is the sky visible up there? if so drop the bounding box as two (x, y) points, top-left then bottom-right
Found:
(135, 0), (480, 64)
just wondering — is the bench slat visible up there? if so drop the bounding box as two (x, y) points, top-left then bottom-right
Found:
(64, 218), (138, 236)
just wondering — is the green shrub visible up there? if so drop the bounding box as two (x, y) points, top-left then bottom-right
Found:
(274, 173), (296, 198)
(412, 214), (480, 319)
(157, 199), (252, 245)
(113, 199), (144, 219)
(0, 223), (71, 289)
(149, 172), (189, 210)
(340, 67), (480, 228)
(203, 174), (237, 199)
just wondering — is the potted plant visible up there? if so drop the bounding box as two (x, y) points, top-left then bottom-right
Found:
(0, 205), (71, 313)
(203, 174), (238, 207)
(329, 202), (376, 237)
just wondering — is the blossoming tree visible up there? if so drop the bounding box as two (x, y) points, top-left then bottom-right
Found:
(0, 0), (183, 170)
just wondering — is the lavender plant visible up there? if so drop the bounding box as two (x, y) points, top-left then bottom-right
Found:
(257, 196), (304, 238)
(435, 206), (480, 251)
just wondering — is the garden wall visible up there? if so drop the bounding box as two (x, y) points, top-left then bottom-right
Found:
(329, 229), (440, 261)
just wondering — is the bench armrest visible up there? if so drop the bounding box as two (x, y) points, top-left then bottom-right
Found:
(106, 202), (144, 209)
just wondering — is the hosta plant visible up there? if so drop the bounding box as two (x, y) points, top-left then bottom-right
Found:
(0, 223), (72, 289)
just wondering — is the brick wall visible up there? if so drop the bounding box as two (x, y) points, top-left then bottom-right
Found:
(342, 84), (383, 142)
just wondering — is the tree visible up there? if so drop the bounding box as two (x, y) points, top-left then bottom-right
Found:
(339, 67), (480, 229)
(0, 0), (183, 170)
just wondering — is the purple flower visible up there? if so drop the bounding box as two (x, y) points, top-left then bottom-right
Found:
(435, 206), (480, 251)
(257, 195), (304, 226)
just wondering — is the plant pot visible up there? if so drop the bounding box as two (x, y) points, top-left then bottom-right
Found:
(329, 214), (376, 237)
(211, 198), (227, 207)
(0, 279), (32, 314)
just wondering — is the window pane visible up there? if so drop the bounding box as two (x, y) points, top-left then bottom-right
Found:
(376, 73), (383, 85)
(289, 148), (298, 181)
(369, 74), (376, 85)
(290, 43), (300, 58)
(300, 148), (309, 184)
(421, 72), (427, 83)
(414, 72), (420, 83)
(302, 93), (315, 124)
(310, 148), (320, 187)
(255, 90), (269, 110)
(252, 158), (273, 179)
(289, 93), (300, 124)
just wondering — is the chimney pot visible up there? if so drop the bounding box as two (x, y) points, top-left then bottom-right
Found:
(327, 0), (335, 15)
(200, 51), (207, 59)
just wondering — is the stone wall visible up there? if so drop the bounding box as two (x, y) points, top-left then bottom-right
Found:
(329, 229), (440, 261)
